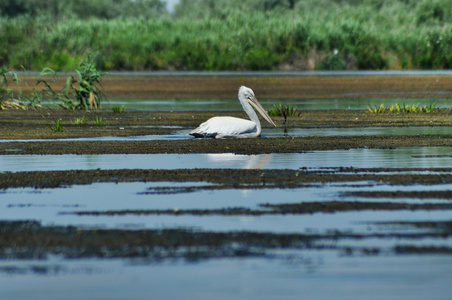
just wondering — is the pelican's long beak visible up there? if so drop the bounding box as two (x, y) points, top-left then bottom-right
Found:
(248, 96), (277, 128)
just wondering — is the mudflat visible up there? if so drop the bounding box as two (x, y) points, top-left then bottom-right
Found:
(1, 74), (452, 260)
(1, 109), (452, 154)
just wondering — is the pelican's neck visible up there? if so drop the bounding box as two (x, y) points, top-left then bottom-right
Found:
(239, 95), (261, 130)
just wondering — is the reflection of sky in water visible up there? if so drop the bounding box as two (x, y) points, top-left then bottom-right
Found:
(5, 72), (452, 298)
(262, 126), (452, 138)
(2, 154), (452, 299)
(2, 147), (452, 172)
(2, 181), (452, 235)
(2, 254), (452, 300)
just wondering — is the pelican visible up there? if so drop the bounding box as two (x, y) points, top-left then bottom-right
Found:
(189, 86), (277, 138)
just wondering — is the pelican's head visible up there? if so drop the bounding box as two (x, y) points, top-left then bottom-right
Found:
(238, 86), (277, 127)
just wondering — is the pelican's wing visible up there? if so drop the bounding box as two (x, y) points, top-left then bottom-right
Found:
(189, 117), (258, 138)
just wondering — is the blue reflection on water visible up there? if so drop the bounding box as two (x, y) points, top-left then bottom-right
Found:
(1, 147), (452, 172)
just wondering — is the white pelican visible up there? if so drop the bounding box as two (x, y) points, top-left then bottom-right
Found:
(189, 86), (277, 138)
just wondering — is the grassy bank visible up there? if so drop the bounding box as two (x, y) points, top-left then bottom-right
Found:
(1, 0), (452, 71)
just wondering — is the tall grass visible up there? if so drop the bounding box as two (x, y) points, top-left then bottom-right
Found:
(0, 67), (25, 110)
(1, 1), (452, 71)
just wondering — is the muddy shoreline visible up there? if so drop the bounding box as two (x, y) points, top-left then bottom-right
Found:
(3, 168), (452, 189)
(15, 73), (452, 100)
(1, 109), (452, 154)
(1, 219), (451, 262)
(2, 134), (452, 155)
(2, 108), (452, 259)
(2, 109), (452, 138)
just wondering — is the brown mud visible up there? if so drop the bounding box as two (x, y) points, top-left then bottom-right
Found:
(346, 190), (452, 199)
(1, 109), (452, 154)
(16, 73), (452, 100)
(1, 220), (451, 262)
(3, 134), (452, 155)
(3, 168), (452, 189)
(64, 202), (452, 217)
(1, 109), (452, 140)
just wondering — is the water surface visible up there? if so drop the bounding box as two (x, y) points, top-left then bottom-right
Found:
(101, 97), (450, 111)
(2, 147), (452, 172)
(1, 126), (450, 143)
(1, 254), (452, 300)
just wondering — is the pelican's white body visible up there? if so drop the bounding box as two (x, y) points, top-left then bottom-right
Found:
(189, 86), (276, 139)
(190, 116), (261, 139)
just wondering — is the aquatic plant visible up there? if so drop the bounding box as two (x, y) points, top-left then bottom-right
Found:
(94, 116), (103, 125)
(29, 59), (105, 110)
(268, 104), (299, 117)
(73, 116), (88, 125)
(25, 88), (43, 110)
(73, 57), (105, 110)
(423, 101), (438, 113)
(367, 104), (387, 113)
(23, 68), (65, 110)
(33, 68), (78, 110)
(367, 102), (438, 113)
(50, 119), (63, 132)
(0, 67), (25, 110)
(112, 105), (126, 113)
(268, 104), (300, 125)
(0, 67), (13, 100)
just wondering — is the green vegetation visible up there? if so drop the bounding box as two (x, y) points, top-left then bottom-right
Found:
(0, 67), (13, 100)
(1, 0), (452, 71)
(268, 104), (300, 125)
(0, 0), (166, 19)
(73, 116), (88, 125)
(94, 116), (103, 125)
(50, 119), (64, 132)
(112, 105), (126, 113)
(34, 57), (105, 110)
(0, 57), (105, 110)
(72, 58), (105, 110)
(367, 102), (438, 113)
(268, 104), (299, 117)
(32, 68), (79, 110)
(0, 67), (25, 109)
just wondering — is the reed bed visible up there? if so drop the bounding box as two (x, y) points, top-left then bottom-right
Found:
(1, 0), (452, 71)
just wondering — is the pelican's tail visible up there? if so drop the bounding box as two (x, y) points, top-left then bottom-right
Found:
(189, 127), (217, 138)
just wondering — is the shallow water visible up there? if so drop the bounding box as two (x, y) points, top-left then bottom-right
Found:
(1, 177), (452, 299)
(1, 126), (451, 143)
(2, 147), (452, 172)
(100, 97), (452, 111)
(1, 254), (452, 300)
(3, 72), (452, 299)
(268, 126), (452, 138)
(2, 181), (452, 233)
